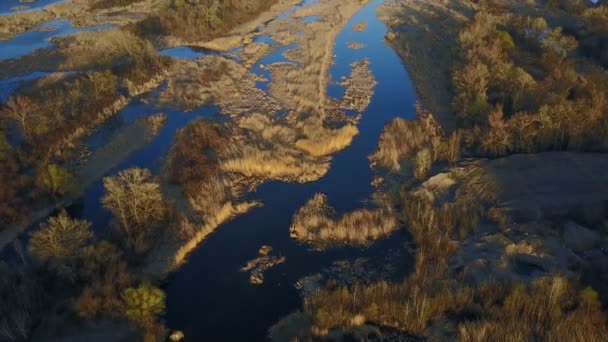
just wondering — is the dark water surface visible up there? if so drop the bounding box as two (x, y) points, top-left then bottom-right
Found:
(164, 0), (417, 340)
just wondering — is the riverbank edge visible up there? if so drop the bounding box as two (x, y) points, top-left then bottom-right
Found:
(376, 0), (479, 133)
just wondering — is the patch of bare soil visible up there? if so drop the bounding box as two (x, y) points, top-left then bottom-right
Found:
(482, 152), (608, 222)
(241, 245), (286, 285)
(378, 0), (477, 132)
(408, 152), (608, 286)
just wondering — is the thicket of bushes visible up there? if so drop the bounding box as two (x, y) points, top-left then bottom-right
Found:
(0, 29), (171, 228)
(452, 5), (608, 156)
(0, 166), (173, 341)
(278, 161), (606, 340)
(166, 119), (230, 197)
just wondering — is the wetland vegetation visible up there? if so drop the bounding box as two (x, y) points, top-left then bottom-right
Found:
(2, 0), (608, 341)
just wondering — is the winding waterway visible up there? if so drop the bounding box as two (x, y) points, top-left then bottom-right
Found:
(164, 0), (417, 340)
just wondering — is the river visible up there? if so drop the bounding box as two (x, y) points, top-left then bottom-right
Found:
(163, 0), (417, 340)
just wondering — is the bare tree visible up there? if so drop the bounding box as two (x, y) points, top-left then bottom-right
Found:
(29, 210), (93, 260)
(0, 96), (38, 138)
(102, 168), (168, 254)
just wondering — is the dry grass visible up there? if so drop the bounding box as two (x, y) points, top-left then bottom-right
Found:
(353, 21), (368, 32)
(302, 275), (608, 340)
(290, 193), (398, 246)
(173, 202), (257, 267)
(159, 57), (280, 116)
(0, 29), (156, 79)
(295, 117), (359, 157)
(0, 10), (52, 40)
(172, 176), (259, 267)
(221, 144), (330, 183)
(370, 110), (441, 172)
(340, 60), (376, 112)
(303, 280), (474, 336)
(238, 113), (296, 145)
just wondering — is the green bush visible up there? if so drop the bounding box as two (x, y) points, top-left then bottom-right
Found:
(122, 283), (165, 330)
(36, 164), (76, 196)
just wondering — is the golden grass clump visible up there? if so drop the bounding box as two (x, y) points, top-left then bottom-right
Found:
(303, 280), (474, 336)
(302, 275), (608, 340)
(238, 113), (296, 144)
(172, 176), (258, 267)
(295, 117), (359, 157)
(290, 193), (398, 245)
(221, 144), (330, 183)
(370, 110), (441, 172)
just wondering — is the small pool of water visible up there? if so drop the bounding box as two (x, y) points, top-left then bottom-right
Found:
(0, 0), (66, 16)
(0, 19), (113, 60)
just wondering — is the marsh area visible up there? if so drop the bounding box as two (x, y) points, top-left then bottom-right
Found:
(2, 0), (608, 341)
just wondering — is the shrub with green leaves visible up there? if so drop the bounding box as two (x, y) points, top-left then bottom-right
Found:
(122, 283), (166, 330)
(36, 164), (75, 195)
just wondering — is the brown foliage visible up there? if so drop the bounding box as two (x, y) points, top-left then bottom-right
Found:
(166, 119), (230, 197)
(138, 0), (279, 42)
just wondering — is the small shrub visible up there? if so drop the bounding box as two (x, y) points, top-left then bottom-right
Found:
(36, 164), (75, 196)
(122, 283), (165, 330)
(370, 110), (441, 172)
(413, 148), (432, 180)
